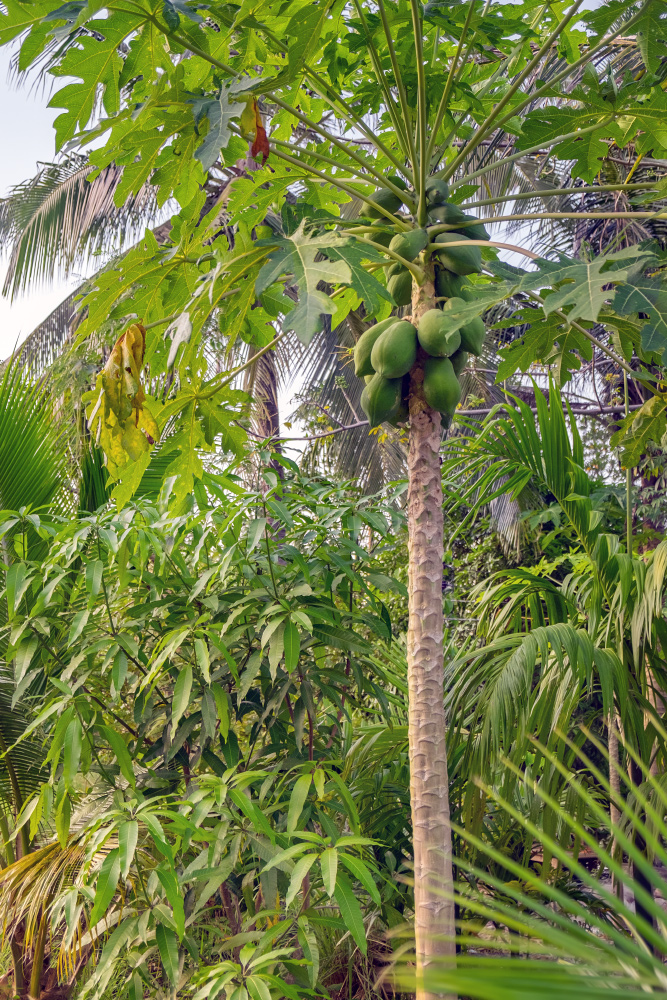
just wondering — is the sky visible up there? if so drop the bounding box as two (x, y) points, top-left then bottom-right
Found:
(0, 49), (81, 360)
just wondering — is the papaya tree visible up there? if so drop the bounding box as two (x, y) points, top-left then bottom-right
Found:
(3, 0), (667, 989)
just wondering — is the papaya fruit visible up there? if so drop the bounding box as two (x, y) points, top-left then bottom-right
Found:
(458, 315), (485, 356)
(387, 260), (407, 278)
(388, 398), (409, 426)
(433, 232), (482, 276)
(434, 267), (468, 300)
(417, 309), (461, 358)
(427, 202), (467, 227)
(361, 373), (403, 427)
(453, 213), (490, 241)
(387, 270), (413, 306)
(388, 173), (409, 191)
(371, 320), (417, 378)
(389, 229), (428, 262)
(366, 228), (394, 247)
(423, 357), (462, 416)
(364, 373), (375, 384)
(354, 317), (399, 376)
(362, 187), (403, 218)
(450, 349), (469, 376)
(425, 178), (450, 206)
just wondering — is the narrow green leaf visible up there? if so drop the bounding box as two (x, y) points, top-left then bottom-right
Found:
(334, 872), (367, 954)
(85, 559), (104, 598)
(283, 621), (300, 673)
(99, 726), (136, 788)
(68, 609), (89, 646)
(171, 664), (193, 736)
(56, 795), (71, 848)
(211, 683), (230, 741)
(247, 518), (267, 552)
(339, 853), (381, 904)
(268, 622), (285, 680)
(157, 867), (186, 939)
(156, 923), (180, 986)
(195, 638), (211, 684)
(63, 717), (82, 791)
(90, 848), (120, 928)
(287, 773), (312, 833)
(119, 820), (139, 879)
(320, 848), (338, 898)
(286, 852), (317, 907)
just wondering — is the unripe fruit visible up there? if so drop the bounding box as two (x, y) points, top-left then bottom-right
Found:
(388, 174), (409, 191)
(433, 232), (482, 276)
(441, 299), (485, 356)
(459, 315), (486, 356)
(354, 317), (399, 376)
(361, 373), (403, 427)
(389, 229), (428, 262)
(371, 320), (417, 378)
(450, 349), (469, 376)
(423, 357), (462, 416)
(387, 260), (407, 278)
(434, 268), (468, 300)
(387, 270), (413, 306)
(366, 228), (394, 247)
(417, 309), (461, 357)
(362, 188), (403, 218)
(425, 178), (450, 206)
(453, 213), (490, 241)
(427, 202), (467, 226)
(388, 398), (409, 426)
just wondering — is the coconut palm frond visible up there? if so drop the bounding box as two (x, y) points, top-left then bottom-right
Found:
(0, 155), (159, 299)
(394, 734), (667, 1000)
(0, 359), (72, 517)
(0, 840), (89, 944)
(0, 676), (47, 818)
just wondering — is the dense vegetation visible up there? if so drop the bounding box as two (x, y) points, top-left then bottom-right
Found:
(2, 0), (667, 997)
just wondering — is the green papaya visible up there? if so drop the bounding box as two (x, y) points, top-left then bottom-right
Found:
(434, 267), (468, 300)
(361, 373), (403, 427)
(388, 174), (409, 191)
(364, 373), (375, 384)
(388, 398), (409, 426)
(387, 260), (407, 278)
(389, 229), (428, 262)
(366, 228), (394, 247)
(423, 357), (462, 416)
(459, 316), (485, 356)
(354, 317), (399, 376)
(371, 320), (417, 378)
(362, 187), (403, 219)
(387, 270), (413, 306)
(453, 213), (490, 241)
(450, 349), (469, 376)
(417, 309), (461, 358)
(433, 232), (482, 276)
(425, 178), (450, 206)
(427, 202), (467, 226)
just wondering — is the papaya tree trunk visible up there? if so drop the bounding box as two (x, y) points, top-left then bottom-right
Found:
(407, 268), (455, 998)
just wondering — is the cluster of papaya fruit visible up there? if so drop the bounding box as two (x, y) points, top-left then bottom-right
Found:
(356, 176), (489, 428)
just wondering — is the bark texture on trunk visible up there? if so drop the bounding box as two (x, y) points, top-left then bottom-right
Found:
(407, 271), (455, 998)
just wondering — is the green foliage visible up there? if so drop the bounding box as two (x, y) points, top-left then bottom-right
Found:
(0, 463), (412, 997)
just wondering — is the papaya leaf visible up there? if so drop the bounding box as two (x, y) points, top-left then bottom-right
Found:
(255, 221), (351, 344)
(610, 394), (667, 468)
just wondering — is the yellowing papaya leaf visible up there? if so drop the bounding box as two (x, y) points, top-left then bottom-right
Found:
(85, 324), (160, 480)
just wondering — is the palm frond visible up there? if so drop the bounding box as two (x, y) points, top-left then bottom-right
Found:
(0, 155), (159, 298)
(0, 360), (72, 516)
(394, 732), (667, 999)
